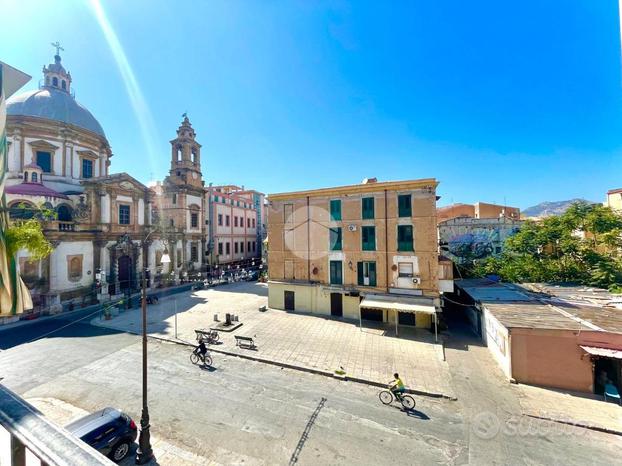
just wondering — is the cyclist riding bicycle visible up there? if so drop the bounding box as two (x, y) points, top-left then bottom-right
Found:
(389, 373), (406, 399)
(197, 338), (209, 364)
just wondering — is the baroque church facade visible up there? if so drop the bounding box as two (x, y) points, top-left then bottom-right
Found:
(4, 50), (263, 310)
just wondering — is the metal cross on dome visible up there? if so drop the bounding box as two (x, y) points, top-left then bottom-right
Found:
(51, 41), (64, 55)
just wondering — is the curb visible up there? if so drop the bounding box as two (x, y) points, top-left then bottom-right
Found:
(125, 329), (457, 401)
(525, 413), (622, 437)
(0, 284), (195, 335)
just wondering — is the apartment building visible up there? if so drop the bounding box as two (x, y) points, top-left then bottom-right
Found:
(267, 178), (445, 329)
(438, 202), (520, 222)
(205, 185), (263, 267)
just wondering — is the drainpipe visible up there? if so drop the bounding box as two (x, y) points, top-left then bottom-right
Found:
(307, 196), (311, 282)
(384, 189), (389, 294)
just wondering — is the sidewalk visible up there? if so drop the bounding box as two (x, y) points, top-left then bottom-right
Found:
(516, 384), (622, 435)
(91, 281), (456, 399)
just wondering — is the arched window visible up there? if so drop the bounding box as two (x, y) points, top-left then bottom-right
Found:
(177, 145), (183, 162)
(68, 256), (82, 281)
(24, 172), (28, 181)
(57, 204), (73, 222)
(31, 172), (38, 183)
(52, 77), (58, 87)
(8, 202), (35, 220)
(191, 149), (196, 164)
(61, 80), (66, 90)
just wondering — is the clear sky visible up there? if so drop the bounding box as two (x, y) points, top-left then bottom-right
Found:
(2, 0), (621, 208)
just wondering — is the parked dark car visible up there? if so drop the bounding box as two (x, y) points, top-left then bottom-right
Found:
(65, 408), (137, 462)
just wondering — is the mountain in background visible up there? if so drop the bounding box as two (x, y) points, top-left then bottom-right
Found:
(522, 199), (598, 218)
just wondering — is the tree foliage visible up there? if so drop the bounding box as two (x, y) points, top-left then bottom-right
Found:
(469, 202), (622, 292)
(5, 203), (55, 260)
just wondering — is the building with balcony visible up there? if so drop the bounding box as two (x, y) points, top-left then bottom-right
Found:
(4, 50), (165, 309)
(267, 178), (446, 330)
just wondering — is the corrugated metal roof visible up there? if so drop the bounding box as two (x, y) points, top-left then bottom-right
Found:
(455, 279), (622, 333)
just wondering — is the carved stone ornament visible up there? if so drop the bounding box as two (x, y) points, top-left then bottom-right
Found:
(73, 195), (91, 222)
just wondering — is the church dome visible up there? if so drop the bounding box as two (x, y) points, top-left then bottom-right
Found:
(7, 88), (106, 138)
(6, 51), (106, 138)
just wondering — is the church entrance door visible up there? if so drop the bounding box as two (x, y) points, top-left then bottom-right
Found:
(118, 255), (132, 291)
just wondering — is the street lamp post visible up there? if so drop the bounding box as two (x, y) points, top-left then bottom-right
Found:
(135, 236), (170, 465)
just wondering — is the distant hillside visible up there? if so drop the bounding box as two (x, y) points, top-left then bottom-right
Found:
(522, 199), (597, 218)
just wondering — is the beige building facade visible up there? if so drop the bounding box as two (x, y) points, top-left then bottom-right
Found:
(438, 202), (520, 222)
(605, 188), (622, 212)
(267, 178), (444, 329)
(205, 185), (263, 269)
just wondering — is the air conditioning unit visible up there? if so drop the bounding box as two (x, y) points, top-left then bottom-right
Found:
(348, 224), (357, 232)
(411, 277), (421, 285)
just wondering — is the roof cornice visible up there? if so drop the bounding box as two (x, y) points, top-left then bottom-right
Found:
(268, 178), (438, 201)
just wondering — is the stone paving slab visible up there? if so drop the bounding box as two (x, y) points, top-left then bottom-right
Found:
(515, 383), (622, 435)
(91, 282), (455, 399)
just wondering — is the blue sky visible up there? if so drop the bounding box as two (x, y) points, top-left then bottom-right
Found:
(2, 0), (621, 208)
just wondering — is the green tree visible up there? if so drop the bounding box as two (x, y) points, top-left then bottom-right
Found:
(5, 203), (54, 259)
(472, 202), (622, 292)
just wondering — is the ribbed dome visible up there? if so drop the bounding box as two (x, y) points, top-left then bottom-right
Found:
(7, 87), (106, 138)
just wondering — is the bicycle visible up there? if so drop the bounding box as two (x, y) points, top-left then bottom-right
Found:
(379, 387), (416, 410)
(195, 329), (220, 344)
(190, 347), (212, 366)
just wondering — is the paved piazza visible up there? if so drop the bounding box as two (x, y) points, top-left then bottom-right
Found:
(92, 282), (455, 398)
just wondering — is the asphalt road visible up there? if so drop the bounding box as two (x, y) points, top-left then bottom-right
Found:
(1, 309), (621, 465)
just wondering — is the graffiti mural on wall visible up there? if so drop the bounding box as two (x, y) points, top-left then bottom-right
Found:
(439, 219), (522, 265)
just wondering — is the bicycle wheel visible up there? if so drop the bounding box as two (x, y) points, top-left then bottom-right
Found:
(401, 395), (416, 410)
(204, 355), (213, 366)
(379, 390), (393, 405)
(190, 352), (200, 365)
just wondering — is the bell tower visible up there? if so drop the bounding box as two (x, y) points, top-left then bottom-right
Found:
(169, 114), (203, 188)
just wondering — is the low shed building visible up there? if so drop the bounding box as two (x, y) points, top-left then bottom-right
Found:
(454, 279), (622, 394)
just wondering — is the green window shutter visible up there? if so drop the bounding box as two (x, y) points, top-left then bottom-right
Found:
(362, 226), (375, 251)
(330, 260), (343, 285)
(369, 262), (377, 286)
(398, 194), (412, 217)
(330, 199), (342, 221)
(397, 225), (414, 251)
(330, 227), (342, 251)
(362, 197), (374, 219)
(357, 262), (364, 286)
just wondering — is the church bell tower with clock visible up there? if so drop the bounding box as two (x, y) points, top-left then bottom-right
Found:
(169, 114), (203, 188)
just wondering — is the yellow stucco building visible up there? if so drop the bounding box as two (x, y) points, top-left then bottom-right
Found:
(267, 178), (450, 332)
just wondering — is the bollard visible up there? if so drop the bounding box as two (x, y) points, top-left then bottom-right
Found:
(214, 313), (219, 322)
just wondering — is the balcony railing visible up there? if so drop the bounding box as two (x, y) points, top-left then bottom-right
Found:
(0, 384), (115, 465)
(58, 221), (75, 232)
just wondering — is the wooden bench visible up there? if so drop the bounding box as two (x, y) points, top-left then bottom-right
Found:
(234, 335), (256, 349)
